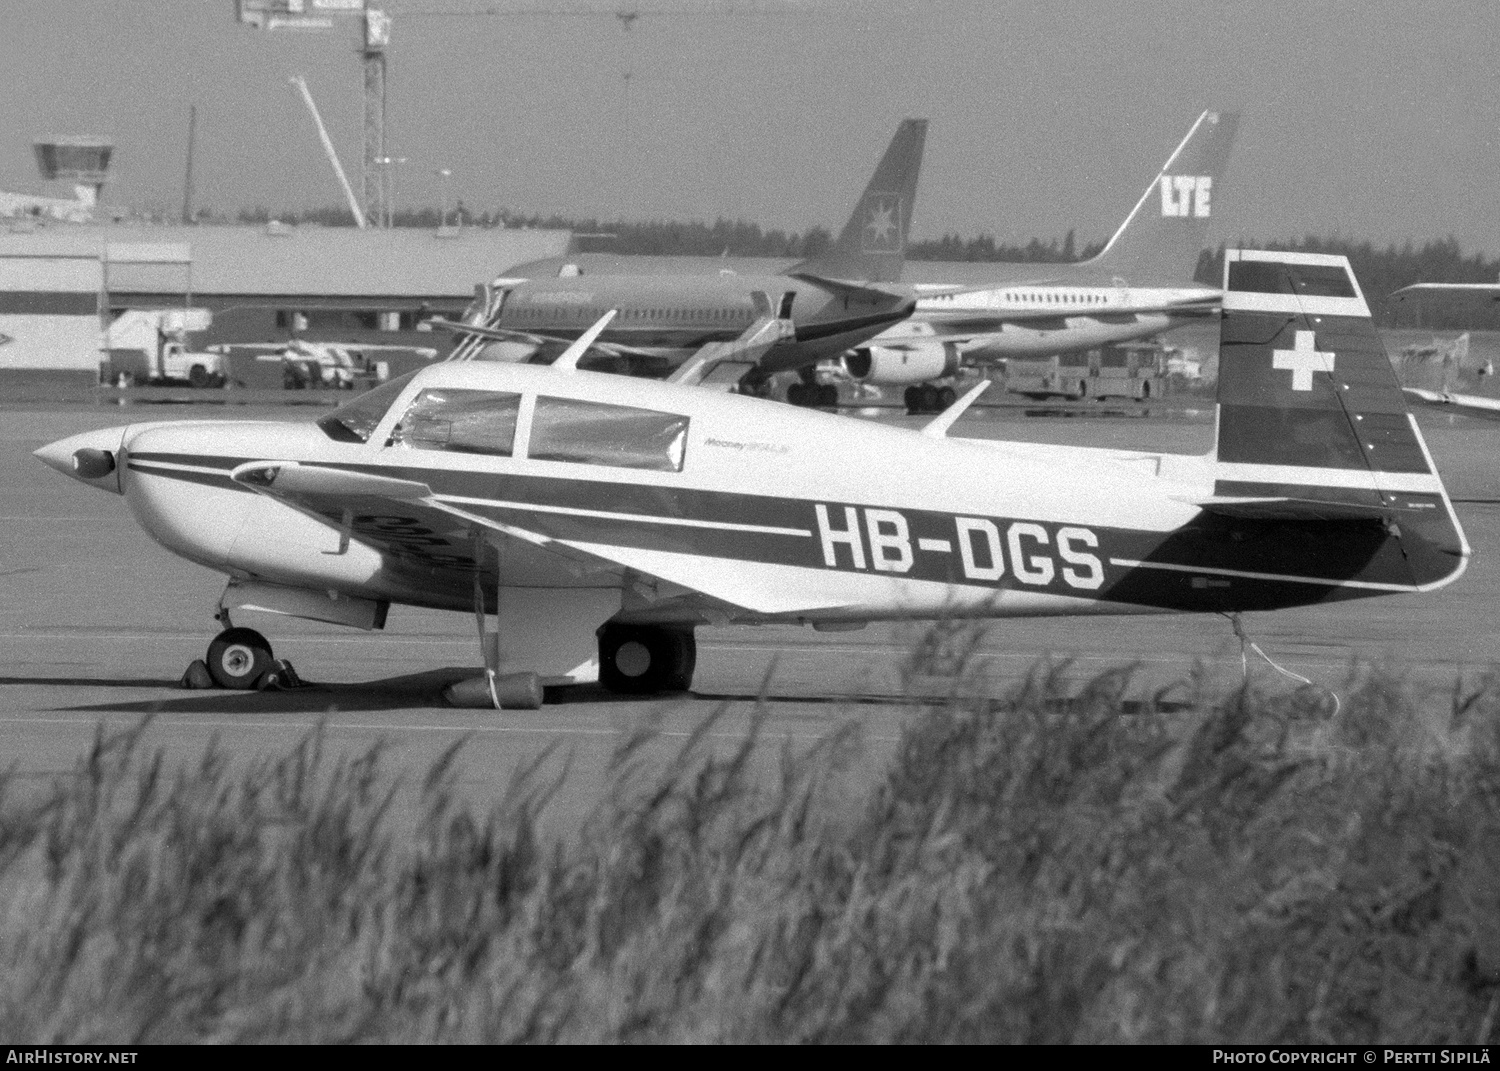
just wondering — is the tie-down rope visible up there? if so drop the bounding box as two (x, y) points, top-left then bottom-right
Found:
(1221, 611), (1341, 717)
(472, 530), (501, 711)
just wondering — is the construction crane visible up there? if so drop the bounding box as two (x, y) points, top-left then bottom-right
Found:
(288, 75), (368, 228)
(233, 2), (795, 228)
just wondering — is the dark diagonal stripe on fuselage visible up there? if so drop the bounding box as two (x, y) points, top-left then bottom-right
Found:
(119, 450), (1454, 610)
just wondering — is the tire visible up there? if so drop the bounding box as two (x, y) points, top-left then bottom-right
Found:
(787, 383), (806, 406)
(904, 386), (922, 414)
(819, 383), (839, 408)
(919, 384), (940, 413)
(598, 624), (696, 695)
(188, 364), (210, 389)
(937, 386), (957, 409)
(206, 628), (274, 690)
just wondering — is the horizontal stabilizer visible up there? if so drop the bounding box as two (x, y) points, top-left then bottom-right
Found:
(787, 272), (910, 301)
(1181, 495), (1429, 521)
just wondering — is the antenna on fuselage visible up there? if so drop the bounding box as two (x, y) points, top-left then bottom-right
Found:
(921, 380), (990, 438)
(552, 310), (618, 372)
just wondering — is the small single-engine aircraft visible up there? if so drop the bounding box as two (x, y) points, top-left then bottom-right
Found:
(35, 249), (1467, 708)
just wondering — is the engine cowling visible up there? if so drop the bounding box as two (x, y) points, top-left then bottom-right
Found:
(843, 341), (960, 386)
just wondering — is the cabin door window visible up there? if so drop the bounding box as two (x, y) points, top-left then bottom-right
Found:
(529, 397), (689, 472)
(387, 388), (522, 457)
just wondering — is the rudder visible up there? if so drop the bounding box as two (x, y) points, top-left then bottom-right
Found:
(792, 118), (927, 284)
(1211, 248), (1467, 590)
(1083, 110), (1239, 285)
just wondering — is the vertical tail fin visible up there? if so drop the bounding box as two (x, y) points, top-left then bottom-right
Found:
(1082, 110), (1239, 284)
(791, 118), (927, 284)
(1211, 248), (1467, 589)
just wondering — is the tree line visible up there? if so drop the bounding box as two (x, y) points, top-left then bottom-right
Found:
(230, 205), (1500, 327)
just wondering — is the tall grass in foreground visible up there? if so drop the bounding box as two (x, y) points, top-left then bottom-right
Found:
(4, 658), (1500, 1043)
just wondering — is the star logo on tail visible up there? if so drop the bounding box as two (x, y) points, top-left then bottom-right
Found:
(861, 194), (903, 253)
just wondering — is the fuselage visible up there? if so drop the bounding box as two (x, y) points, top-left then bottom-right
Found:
(35, 361), (1466, 631)
(488, 273), (914, 376)
(504, 253), (1219, 371)
(905, 280), (1221, 360)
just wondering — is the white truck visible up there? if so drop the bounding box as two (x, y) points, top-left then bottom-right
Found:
(99, 308), (228, 388)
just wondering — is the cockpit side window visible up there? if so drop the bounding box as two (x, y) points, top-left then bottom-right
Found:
(529, 396), (689, 472)
(387, 388), (522, 456)
(316, 371), (419, 443)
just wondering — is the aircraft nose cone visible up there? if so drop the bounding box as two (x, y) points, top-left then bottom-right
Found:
(33, 427), (129, 493)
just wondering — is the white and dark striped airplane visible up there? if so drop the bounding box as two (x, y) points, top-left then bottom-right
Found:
(34, 249), (1467, 708)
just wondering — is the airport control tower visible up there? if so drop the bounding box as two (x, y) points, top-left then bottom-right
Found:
(33, 137), (114, 210)
(0, 136), (114, 223)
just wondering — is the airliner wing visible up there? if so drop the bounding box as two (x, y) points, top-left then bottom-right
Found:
(920, 300), (1214, 334)
(427, 316), (662, 363)
(228, 462), (856, 615)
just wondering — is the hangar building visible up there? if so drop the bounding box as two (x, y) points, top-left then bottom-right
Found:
(0, 222), (572, 370)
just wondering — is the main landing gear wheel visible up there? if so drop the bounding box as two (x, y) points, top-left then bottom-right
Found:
(787, 381), (838, 408)
(598, 624), (696, 695)
(905, 383), (952, 415)
(206, 627), (274, 690)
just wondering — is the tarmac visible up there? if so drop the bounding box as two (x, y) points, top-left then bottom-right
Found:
(6, 400), (1500, 830)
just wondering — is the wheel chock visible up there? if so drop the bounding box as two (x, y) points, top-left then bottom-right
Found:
(443, 671), (544, 710)
(254, 659), (307, 691)
(180, 659), (215, 689)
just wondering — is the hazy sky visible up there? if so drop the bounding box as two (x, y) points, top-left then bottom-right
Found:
(5, 1), (1499, 254)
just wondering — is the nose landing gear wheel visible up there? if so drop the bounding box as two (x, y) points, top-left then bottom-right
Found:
(598, 624), (696, 695)
(206, 627), (274, 690)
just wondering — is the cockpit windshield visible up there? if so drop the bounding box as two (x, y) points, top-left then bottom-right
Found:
(316, 371), (419, 443)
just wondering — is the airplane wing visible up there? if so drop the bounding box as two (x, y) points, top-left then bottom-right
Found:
(427, 316), (663, 363)
(915, 303), (1204, 335)
(1402, 387), (1500, 421)
(872, 314), (1078, 346)
(229, 461), (854, 616)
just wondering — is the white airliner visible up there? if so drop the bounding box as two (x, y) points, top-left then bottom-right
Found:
(845, 110), (1237, 410)
(35, 250), (1467, 708)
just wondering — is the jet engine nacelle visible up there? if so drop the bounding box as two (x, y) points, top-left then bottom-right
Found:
(843, 341), (961, 386)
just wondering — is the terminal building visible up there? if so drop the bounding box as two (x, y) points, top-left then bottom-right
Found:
(0, 221), (572, 371)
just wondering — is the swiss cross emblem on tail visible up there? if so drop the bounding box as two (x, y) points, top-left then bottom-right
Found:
(1159, 175), (1212, 218)
(860, 194), (904, 253)
(1272, 330), (1335, 391)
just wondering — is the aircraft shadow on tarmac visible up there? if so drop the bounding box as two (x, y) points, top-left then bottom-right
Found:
(14, 669), (920, 717)
(22, 668), (634, 716)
